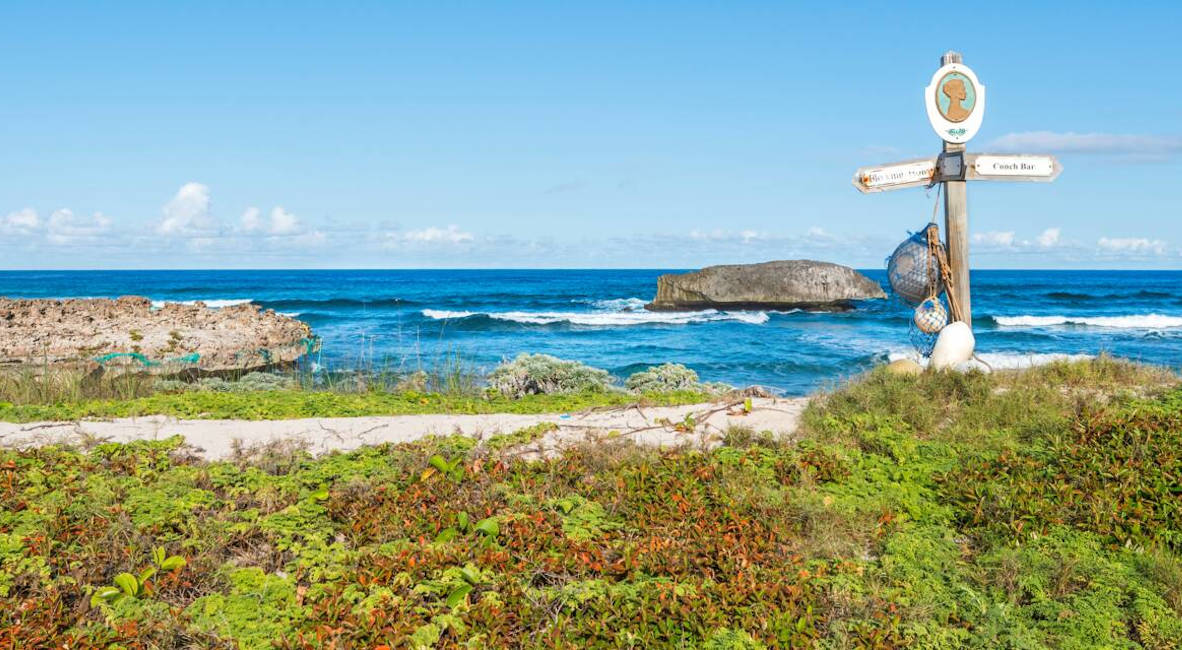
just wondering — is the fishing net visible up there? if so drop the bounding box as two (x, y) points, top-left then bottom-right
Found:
(913, 296), (949, 334)
(907, 295), (948, 357)
(887, 223), (944, 306)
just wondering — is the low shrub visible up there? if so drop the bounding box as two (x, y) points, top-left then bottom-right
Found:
(155, 372), (294, 394)
(486, 353), (614, 398)
(626, 363), (703, 393)
(944, 388), (1182, 550)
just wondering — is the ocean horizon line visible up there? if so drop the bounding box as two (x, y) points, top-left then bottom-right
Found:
(2, 267), (1181, 273)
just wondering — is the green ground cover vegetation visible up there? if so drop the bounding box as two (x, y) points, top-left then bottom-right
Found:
(3, 357), (1182, 648)
(0, 355), (723, 422)
(0, 387), (711, 423)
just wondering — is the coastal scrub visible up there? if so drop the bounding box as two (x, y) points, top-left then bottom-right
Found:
(2, 358), (1181, 647)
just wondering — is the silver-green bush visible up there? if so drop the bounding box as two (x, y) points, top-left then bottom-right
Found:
(154, 372), (293, 394)
(625, 363), (703, 393)
(487, 354), (614, 398)
(625, 363), (731, 394)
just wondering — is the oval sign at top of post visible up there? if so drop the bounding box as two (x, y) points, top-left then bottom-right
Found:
(924, 62), (986, 145)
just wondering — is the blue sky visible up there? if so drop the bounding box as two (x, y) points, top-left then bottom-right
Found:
(1, 1), (1180, 269)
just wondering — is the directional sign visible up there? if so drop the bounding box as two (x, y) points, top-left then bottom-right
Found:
(853, 51), (1061, 332)
(854, 153), (1061, 193)
(924, 62), (986, 144)
(852, 157), (937, 193)
(968, 154), (1061, 182)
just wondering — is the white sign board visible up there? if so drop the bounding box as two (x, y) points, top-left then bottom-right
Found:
(852, 157), (937, 193)
(972, 154), (1056, 178)
(924, 62), (986, 144)
(967, 154), (1062, 183)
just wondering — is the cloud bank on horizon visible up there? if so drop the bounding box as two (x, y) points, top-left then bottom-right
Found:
(2, 179), (1177, 268)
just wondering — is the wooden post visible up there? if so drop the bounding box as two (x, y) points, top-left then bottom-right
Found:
(852, 51), (1060, 338)
(941, 50), (971, 326)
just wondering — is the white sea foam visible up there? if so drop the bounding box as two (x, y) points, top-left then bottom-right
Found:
(422, 307), (770, 326)
(585, 297), (649, 311)
(150, 298), (254, 309)
(993, 314), (1182, 329)
(422, 309), (478, 319)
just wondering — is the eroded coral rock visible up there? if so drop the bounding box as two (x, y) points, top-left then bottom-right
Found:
(0, 296), (313, 372)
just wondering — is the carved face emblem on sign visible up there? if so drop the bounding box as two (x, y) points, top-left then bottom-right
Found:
(925, 62), (985, 143)
(935, 72), (976, 123)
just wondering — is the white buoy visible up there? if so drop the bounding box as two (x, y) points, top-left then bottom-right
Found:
(930, 321), (975, 370)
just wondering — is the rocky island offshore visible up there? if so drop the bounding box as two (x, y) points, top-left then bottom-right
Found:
(645, 260), (887, 311)
(0, 296), (314, 373)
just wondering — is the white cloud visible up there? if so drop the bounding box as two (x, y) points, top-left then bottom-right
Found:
(1036, 228), (1061, 247)
(240, 205), (306, 236)
(689, 229), (727, 241)
(973, 231), (1016, 247)
(3, 208), (40, 235)
(268, 206), (301, 235)
(970, 228), (1061, 251)
(988, 131), (1182, 156)
(240, 207), (262, 232)
(688, 228), (773, 243)
(388, 225), (474, 245)
(1097, 237), (1167, 255)
(46, 209), (112, 245)
(291, 230), (327, 246)
(157, 182), (215, 235)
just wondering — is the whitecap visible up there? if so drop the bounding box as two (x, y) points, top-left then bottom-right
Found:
(585, 297), (648, 311)
(421, 307), (769, 326)
(993, 314), (1182, 329)
(421, 309), (478, 319)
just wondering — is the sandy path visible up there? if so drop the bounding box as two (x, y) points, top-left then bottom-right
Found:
(0, 397), (809, 460)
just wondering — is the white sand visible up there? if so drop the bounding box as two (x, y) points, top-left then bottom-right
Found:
(0, 397), (809, 460)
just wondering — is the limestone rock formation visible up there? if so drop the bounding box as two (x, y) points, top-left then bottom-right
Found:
(646, 260), (887, 311)
(0, 296), (314, 372)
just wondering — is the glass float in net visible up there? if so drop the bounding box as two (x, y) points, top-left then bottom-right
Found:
(887, 224), (944, 306)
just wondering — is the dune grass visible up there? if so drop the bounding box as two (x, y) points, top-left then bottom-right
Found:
(0, 388), (714, 422)
(3, 357), (1182, 647)
(0, 354), (721, 422)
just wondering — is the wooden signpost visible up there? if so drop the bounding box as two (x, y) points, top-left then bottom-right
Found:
(851, 51), (1061, 329)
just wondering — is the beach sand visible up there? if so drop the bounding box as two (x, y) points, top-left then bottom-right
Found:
(0, 396), (808, 460)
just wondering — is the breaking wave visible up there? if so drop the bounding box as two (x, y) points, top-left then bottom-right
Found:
(580, 297), (649, 311)
(993, 314), (1182, 329)
(421, 308), (770, 326)
(258, 297), (413, 309)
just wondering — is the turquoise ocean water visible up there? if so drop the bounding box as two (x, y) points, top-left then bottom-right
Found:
(1, 269), (1179, 395)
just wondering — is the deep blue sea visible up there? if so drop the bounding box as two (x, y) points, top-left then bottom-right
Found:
(1, 269), (1179, 395)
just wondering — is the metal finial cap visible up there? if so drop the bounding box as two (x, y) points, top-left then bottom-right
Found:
(941, 50), (963, 65)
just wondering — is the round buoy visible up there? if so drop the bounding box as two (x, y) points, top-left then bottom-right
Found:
(887, 224), (944, 305)
(913, 297), (948, 334)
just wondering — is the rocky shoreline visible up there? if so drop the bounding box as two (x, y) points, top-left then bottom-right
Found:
(0, 296), (314, 373)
